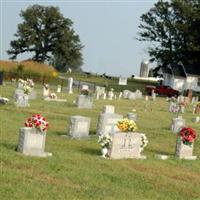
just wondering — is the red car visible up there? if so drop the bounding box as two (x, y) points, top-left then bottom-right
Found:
(146, 85), (180, 97)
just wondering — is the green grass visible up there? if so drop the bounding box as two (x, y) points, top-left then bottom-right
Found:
(0, 82), (200, 200)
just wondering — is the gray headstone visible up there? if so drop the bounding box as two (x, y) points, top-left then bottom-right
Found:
(171, 116), (185, 133)
(69, 116), (91, 138)
(109, 132), (146, 159)
(15, 95), (29, 107)
(103, 105), (115, 114)
(18, 127), (52, 157)
(97, 113), (123, 135)
(175, 139), (197, 160)
(29, 89), (37, 100)
(76, 95), (93, 109)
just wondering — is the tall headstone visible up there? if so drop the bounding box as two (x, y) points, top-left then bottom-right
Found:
(97, 113), (123, 135)
(68, 77), (73, 94)
(171, 116), (186, 133)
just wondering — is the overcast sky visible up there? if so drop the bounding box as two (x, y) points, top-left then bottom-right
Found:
(0, 0), (157, 76)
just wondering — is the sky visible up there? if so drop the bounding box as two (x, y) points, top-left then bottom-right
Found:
(0, 0), (157, 77)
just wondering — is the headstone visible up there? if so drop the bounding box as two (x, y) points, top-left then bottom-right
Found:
(118, 92), (122, 100)
(15, 95), (29, 107)
(17, 127), (52, 157)
(68, 77), (73, 94)
(175, 139), (197, 160)
(76, 95), (93, 109)
(145, 96), (149, 101)
(170, 116), (186, 133)
(43, 86), (49, 97)
(13, 89), (24, 101)
(103, 105), (115, 114)
(69, 116), (90, 138)
(118, 77), (127, 85)
(127, 92), (136, 100)
(29, 89), (37, 100)
(151, 90), (156, 101)
(97, 113), (123, 135)
(95, 86), (105, 100)
(108, 90), (114, 100)
(135, 90), (142, 99)
(109, 132), (146, 159)
(123, 90), (131, 99)
(81, 85), (89, 90)
(127, 113), (137, 121)
(102, 92), (107, 100)
(192, 116), (200, 123)
(57, 85), (61, 93)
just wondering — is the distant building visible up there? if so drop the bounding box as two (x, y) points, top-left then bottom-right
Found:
(140, 60), (149, 77)
(158, 63), (200, 92)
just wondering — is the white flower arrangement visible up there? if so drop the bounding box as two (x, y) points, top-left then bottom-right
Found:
(98, 133), (112, 148)
(18, 78), (25, 84)
(0, 97), (9, 104)
(140, 133), (148, 152)
(49, 93), (57, 99)
(23, 85), (31, 95)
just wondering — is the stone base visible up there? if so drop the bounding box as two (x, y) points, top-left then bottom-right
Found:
(177, 156), (197, 160)
(44, 98), (67, 102)
(61, 134), (90, 140)
(21, 149), (52, 157)
(155, 154), (169, 160)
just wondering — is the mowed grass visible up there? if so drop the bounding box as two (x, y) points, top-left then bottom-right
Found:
(0, 82), (200, 200)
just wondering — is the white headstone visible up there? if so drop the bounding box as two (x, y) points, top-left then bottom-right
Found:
(69, 116), (90, 138)
(171, 116), (186, 133)
(103, 105), (115, 114)
(109, 132), (146, 159)
(68, 77), (73, 94)
(118, 77), (127, 85)
(76, 95), (93, 109)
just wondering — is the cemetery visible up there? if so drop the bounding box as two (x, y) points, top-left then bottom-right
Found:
(1, 1), (200, 199)
(0, 77), (200, 200)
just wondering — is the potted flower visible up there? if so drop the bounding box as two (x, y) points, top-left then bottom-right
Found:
(175, 127), (197, 159)
(98, 133), (112, 158)
(17, 114), (51, 157)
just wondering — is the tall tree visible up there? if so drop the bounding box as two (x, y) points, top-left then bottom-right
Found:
(138, 0), (200, 66)
(7, 4), (83, 71)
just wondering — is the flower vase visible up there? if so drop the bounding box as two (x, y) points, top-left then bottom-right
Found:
(101, 147), (108, 158)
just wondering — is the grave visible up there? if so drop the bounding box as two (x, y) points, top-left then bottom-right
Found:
(13, 88), (24, 101)
(17, 127), (52, 157)
(97, 113), (123, 135)
(57, 85), (61, 93)
(127, 112), (137, 121)
(15, 95), (29, 107)
(118, 77), (127, 85)
(127, 92), (136, 100)
(76, 95), (93, 109)
(175, 139), (197, 160)
(68, 77), (73, 94)
(170, 116), (186, 133)
(108, 132), (146, 159)
(69, 116), (91, 138)
(103, 105), (115, 114)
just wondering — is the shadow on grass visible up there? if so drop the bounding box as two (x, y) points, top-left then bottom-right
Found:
(148, 148), (174, 156)
(80, 147), (100, 156)
(1, 142), (17, 151)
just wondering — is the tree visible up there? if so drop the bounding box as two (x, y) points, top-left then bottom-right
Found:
(137, 0), (200, 66)
(7, 4), (83, 71)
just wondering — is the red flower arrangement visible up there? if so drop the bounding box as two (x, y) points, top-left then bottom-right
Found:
(25, 114), (49, 133)
(179, 127), (197, 145)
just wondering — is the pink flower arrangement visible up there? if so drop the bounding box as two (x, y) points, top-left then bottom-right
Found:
(179, 127), (197, 145)
(25, 114), (49, 132)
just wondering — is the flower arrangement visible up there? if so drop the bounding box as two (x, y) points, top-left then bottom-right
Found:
(23, 85), (31, 95)
(140, 134), (148, 152)
(27, 79), (34, 87)
(25, 114), (49, 133)
(98, 134), (112, 148)
(49, 93), (57, 99)
(80, 89), (90, 96)
(117, 118), (137, 132)
(178, 127), (197, 146)
(18, 78), (25, 84)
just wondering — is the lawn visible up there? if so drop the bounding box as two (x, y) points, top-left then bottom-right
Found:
(0, 82), (200, 200)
